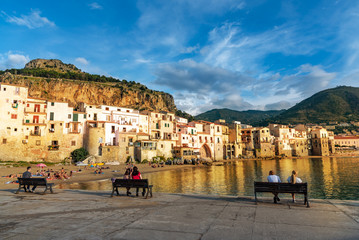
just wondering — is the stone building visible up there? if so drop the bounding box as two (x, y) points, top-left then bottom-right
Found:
(310, 127), (330, 156)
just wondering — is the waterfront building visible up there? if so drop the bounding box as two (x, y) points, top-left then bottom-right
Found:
(334, 135), (359, 149)
(241, 128), (256, 157)
(0, 83), (339, 162)
(310, 127), (330, 156)
(253, 127), (275, 158)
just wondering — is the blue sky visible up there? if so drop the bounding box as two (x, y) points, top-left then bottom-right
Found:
(1, 0), (359, 115)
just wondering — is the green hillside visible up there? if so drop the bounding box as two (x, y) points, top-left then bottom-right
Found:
(263, 86), (359, 124)
(196, 86), (359, 126)
(195, 108), (284, 126)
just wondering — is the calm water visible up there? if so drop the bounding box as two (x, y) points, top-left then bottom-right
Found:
(59, 157), (359, 200)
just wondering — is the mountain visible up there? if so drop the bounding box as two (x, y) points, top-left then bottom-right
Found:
(195, 108), (285, 126)
(0, 59), (177, 112)
(268, 86), (359, 124)
(196, 86), (359, 125)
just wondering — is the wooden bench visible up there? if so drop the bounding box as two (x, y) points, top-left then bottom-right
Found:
(254, 182), (309, 207)
(111, 179), (153, 198)
(16, 178), (54, 194)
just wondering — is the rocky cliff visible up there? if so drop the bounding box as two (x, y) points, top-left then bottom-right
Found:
(0, 59), (177, 112)
(25, 59), (81, 73)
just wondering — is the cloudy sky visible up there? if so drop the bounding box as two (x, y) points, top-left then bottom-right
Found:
(1, 0), (359, 115)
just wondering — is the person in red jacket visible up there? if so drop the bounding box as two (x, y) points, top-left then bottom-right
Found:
(131, 166), (145, 197)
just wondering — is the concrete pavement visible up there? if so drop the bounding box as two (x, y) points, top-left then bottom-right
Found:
(0, 189), (358, 240)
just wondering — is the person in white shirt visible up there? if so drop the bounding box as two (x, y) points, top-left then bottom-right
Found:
(267, 170), (281, 202)
(267, 170), (281, 183)
(287, 170), (302, 202)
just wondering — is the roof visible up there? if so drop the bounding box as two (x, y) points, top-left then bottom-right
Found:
(334, 136), (359, 140)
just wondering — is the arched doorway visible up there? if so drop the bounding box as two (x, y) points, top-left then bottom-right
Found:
(200, 144), (212, 159)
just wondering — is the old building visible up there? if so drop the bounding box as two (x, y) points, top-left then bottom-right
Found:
(310, 127), (330, 156)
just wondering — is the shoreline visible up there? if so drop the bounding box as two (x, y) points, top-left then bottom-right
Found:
(2, 155), (359, 192)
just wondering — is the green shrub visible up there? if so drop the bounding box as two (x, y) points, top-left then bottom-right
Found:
(141, 159), (148, 164)
(71, 148), (89, 162)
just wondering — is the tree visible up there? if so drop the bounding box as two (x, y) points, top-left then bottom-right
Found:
(71, 148), (89, 162)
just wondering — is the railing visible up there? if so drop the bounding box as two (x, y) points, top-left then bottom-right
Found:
(30, 130), (41, 136)
(49, 129), (55, 133)
(24, 120), (46, 125)
(25, 109), (46, 113)
(48, 145), (59, 151)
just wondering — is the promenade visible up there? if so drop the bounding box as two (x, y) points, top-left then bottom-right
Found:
(0, 189), (359, 240)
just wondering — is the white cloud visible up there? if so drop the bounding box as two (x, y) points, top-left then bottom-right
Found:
(155, 59), (250, 93)
(0, 52), (30, 70)
(264, 101), (292, 111)
(275, 64), (336, 98)
(75, 57), (89, 65)
(89, 2), (103, 10)
(136, 58), (152, 64)
(1, 10), (55, 29)
(202, 22), (329, 73)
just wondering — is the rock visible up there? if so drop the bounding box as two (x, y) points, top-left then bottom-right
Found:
(25, 59), (81, 73)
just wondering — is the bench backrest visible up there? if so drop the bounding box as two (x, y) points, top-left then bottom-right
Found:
(254, 182), (307, 193)
(113, 179), (149, 188)
(18, 178), (48, 185)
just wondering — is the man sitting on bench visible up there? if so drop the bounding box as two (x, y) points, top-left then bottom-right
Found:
(23, 166), (37, 193)
(267, 170), (281, 202)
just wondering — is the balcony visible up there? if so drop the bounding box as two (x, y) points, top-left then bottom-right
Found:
(30, 130), (41, 136)
(49, 129), (55, 133)
(48, 145), (59, 151)
(23, 120), (46, 125)
(25, 109), (47, 114)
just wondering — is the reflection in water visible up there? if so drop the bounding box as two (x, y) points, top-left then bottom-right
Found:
(59, 157), (359, 200)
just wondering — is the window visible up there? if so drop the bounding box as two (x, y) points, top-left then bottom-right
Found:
(52, 140), (58, 146)
(51, 102), (55, 106)
(51, 124), (55, 129)
(36, 140), (41, 146)
(68, 114), (71, 119)
(106, 107), (109, 110)
(14, 128), (17, 132)
(83, 114), (86, 119)
(3, 138), (7, 144)
(111, 126), (115, 133)
(50, 112), (54, 121)
(27, 104), (30, 107)
(3, 88), (6, 91)
(11, 114), (17, 119)
(161, 144), (164, 148)
(71, 141), (76, 146)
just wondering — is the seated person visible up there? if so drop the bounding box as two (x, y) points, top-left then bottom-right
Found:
(267, 170), (281, 202)
(287, 170), (303, 202)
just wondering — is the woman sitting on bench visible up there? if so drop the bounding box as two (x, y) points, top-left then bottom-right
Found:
(287, 170), (302, 203)
(131, 166), (145, 197)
